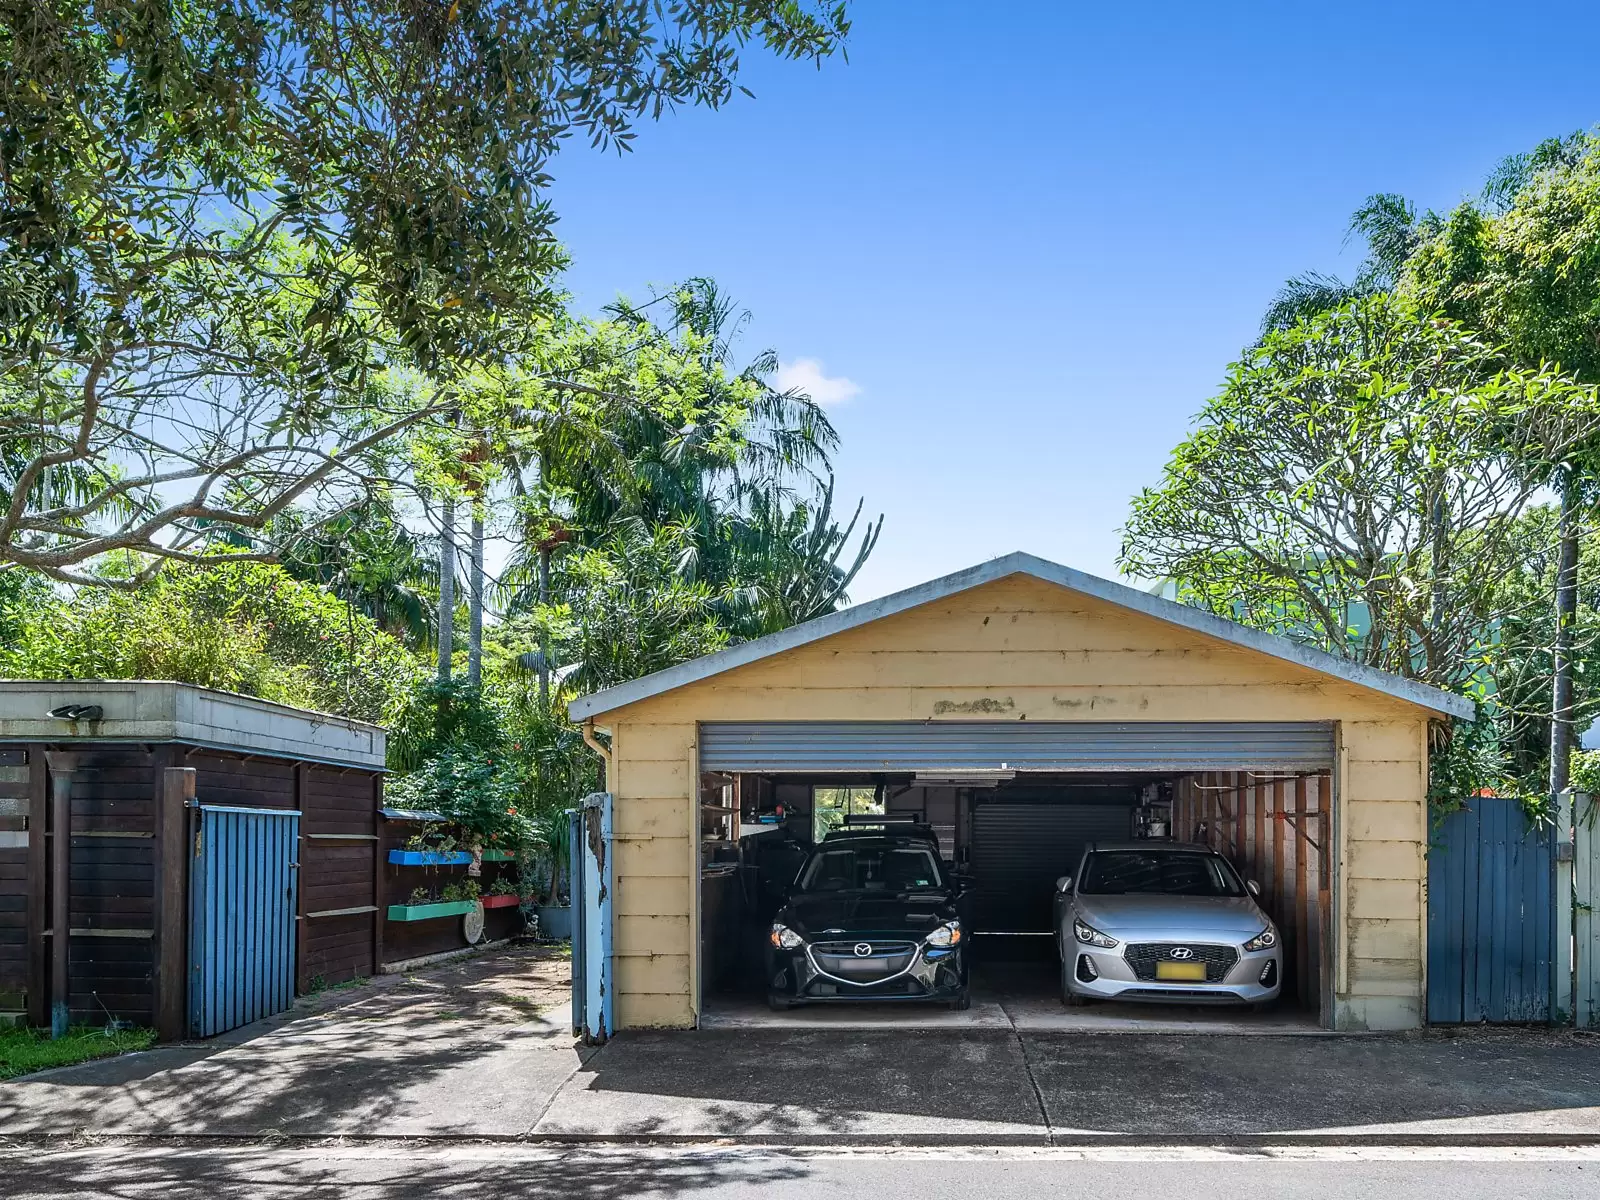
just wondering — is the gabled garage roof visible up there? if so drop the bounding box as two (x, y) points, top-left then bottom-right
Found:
(568, 552), (1475, 722)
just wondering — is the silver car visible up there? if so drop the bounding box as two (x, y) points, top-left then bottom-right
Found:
(1054, 842), (1282, 1009)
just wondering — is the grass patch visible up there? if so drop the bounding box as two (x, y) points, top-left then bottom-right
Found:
(305, 974), (372, 997)
(0, 1024), (157, 1081)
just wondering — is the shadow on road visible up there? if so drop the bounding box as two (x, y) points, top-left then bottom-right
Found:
(0, 1148), (811, 1200)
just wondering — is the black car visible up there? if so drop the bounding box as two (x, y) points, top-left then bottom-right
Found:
(765, 830), (969, 1010)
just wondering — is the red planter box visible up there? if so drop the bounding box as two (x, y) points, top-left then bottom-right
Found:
(480, 893), (525, 909)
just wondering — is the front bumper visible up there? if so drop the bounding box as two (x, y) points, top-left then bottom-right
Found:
(767, 940), (967, 1004)
(1066, 939), (1282, 1005)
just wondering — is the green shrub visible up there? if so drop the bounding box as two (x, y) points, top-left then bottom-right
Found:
(0, 561), (420, 723)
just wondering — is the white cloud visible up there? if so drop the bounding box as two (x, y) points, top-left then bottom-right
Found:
(774, 357), (861, 407)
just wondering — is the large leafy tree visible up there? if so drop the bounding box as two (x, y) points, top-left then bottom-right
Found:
(1120, 296), (1596, 695)
(1403, 130), (1600, 790)
(493, 280), (879, 683)
(0, 2), (850, 582)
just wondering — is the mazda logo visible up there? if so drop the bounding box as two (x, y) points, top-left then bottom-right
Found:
(854, 943), (873, 957)
(1169, 947), (1195, 960)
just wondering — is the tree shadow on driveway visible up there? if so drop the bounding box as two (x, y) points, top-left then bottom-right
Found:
(548, 1026), (1600, 1140)
(0, 946), (582, 1139)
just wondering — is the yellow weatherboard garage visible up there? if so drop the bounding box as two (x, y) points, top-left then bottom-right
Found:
(569, 552), (1470, 1032)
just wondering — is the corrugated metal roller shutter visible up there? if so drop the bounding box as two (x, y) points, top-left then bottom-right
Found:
(698, 721), (1334, 773)
(971, 801), (1134, 933)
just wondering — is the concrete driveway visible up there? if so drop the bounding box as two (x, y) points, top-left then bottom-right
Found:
(4, 947), (1600, 1145)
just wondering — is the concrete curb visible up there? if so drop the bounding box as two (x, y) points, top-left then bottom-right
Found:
(5, 1131), (1600, 1150)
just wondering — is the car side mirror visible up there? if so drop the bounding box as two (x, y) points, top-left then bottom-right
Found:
(1055, 875), (1073, 894)
(1246, 879), (1261, 897)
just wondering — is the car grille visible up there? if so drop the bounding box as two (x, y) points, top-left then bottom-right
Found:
(810, 940), (918, 983)
(1124, 942), (1239, 983)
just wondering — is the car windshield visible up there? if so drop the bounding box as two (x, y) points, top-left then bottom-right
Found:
(1078, 850), (1245, 897)
(799, 846), (943, 893)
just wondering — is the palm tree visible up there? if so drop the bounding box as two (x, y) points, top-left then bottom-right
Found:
(496, 278), (880, 687)
(1259, 194), (1422, 334)
(274, 504), (439, 648)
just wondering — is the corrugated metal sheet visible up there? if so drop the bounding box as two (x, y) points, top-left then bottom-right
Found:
(699, 721), (1335, 773)
(970, 800), (1135, 932)
(1426, 797), (1555, 1024)
(188, 804), (300, 1038)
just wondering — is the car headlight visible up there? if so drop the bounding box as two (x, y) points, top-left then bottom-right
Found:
(925, 920), (962, 947)
(1243, 926), (1278, 952)
(1073, 917), (1119, 949)
(769, 923), (804, 950)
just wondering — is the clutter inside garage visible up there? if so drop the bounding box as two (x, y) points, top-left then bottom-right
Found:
(698, 767), (1329, 1022)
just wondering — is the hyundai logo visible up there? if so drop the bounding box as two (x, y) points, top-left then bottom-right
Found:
(1169, 946), (1195, 960)
(854, 943), (873, 957)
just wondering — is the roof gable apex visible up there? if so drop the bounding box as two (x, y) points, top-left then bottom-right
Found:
(567, 551), (1473, 721)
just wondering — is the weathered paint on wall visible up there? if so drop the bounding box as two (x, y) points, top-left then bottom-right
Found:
(584, 572), (1437, 1031)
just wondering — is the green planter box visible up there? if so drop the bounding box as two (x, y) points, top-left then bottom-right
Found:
(480, 849), (517, 862)
(386, 900), (477, 922)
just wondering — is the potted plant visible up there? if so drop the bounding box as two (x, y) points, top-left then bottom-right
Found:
(533, 809), (573, 940)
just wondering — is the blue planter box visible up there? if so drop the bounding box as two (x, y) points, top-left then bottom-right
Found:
(388, 849), (472, 867)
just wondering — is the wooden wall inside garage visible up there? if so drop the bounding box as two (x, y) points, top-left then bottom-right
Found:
(1176, 771), (1329, 1012)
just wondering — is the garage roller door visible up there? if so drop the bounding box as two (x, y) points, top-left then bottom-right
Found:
(698, 721), (1334, 773)
(972, 801), (1133, 933)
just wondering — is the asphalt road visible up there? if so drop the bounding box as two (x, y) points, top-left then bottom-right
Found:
(3, 1144), (1597, 1199)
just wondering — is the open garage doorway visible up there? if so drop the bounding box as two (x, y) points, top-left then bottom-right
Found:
(694, 722), (1334, 1032)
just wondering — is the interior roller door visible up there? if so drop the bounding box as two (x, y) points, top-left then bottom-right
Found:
(970, 801), (1134, 933)
(698, 721), (1334, 773)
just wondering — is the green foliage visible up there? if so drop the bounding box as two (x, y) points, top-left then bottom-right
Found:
(1482, 506), (1600, 788)
(1428, 710), (1511, 807)
(559, 526), (733, 693)
(1407, 130), (1600, 388)
(0, 4), (850, 579)
(0, 568), (50, 648)
(439, 878), (482, 904)
(385, 747), (539, 851)
(494, 280), (880, 686)
(0, 560), (420, 723)
(387, 678), (505, 772)
(1569, 749), (1600, 796)
(0, 1024), (156, 1081)
(1121, 295), (1596, 693)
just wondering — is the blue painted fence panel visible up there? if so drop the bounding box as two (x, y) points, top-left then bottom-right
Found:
(569, 792), (612, 1044)
(568, 805), (586, 1037)
(1427, 797), (1555, 1023)
(189, 804), (301, 1038)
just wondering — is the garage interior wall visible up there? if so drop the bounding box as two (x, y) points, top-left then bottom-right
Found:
(1174, 772), (1330, 1017)
(592, 573), (1434, 1031)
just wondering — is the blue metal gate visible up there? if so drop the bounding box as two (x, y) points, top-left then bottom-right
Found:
(568, 792), (612, 1044)
(189, 804), (301, 1037)
(1427, 797), (1556, 1023)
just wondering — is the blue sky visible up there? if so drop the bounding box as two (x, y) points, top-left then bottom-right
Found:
(543, 1), (1600, 604)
